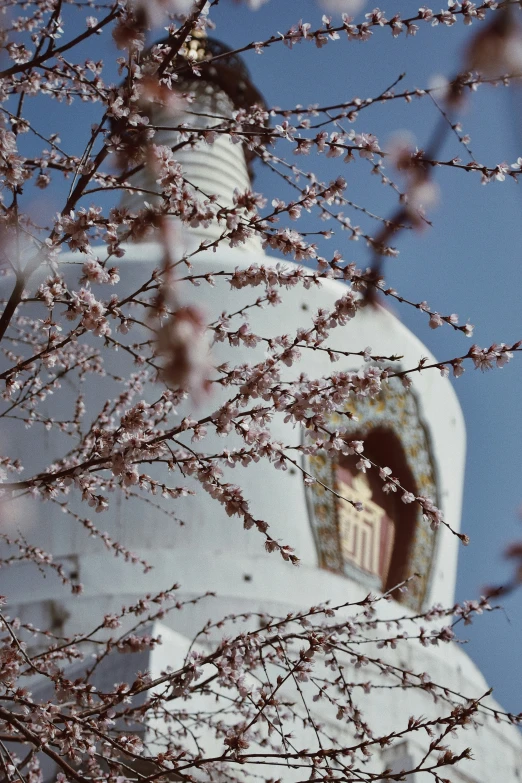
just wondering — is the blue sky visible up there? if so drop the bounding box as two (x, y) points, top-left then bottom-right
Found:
(208, 0), (522, 713)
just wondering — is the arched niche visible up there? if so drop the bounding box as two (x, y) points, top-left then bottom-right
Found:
(304, 378), (439, 611)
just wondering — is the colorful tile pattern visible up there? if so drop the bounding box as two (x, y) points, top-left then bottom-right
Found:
(304, 378), (438, 610)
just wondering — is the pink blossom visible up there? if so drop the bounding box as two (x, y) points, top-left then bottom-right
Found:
(156, 306), (210, 401)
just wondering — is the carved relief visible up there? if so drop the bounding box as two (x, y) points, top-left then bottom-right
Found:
(337, 469), (395, 582)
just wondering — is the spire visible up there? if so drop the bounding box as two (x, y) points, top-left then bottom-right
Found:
(121, 35), (267, 253)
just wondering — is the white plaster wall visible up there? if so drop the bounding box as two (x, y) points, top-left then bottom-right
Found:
(94, 622), (522, 783)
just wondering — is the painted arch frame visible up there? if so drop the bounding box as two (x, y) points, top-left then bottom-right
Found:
(304, 377), (439, 611)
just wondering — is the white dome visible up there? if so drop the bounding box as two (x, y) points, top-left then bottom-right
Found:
(3, 241), (464, 626)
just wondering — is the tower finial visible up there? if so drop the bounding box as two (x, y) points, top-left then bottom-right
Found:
(121, 36), (267, 253)
(179, 26), (207, 63)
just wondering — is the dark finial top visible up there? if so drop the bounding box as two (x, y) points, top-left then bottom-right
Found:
(158, 33), (266, 112)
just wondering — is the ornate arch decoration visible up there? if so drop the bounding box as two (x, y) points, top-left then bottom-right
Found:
(304, 377), (439, 611)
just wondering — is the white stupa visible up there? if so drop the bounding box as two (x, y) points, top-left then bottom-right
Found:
(2, 34), (522, 783)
